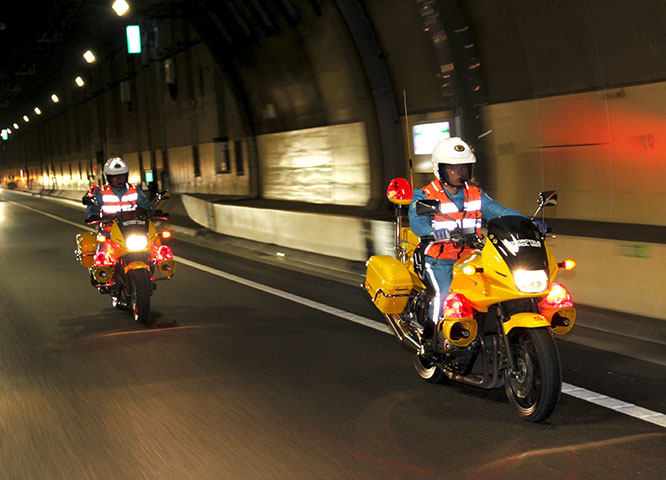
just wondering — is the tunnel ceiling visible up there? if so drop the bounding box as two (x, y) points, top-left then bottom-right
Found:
(2, 0), (664, 132)
(0, 0), (183, 129)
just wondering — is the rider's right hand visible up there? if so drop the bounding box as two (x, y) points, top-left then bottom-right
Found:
(432, 228), (450, 241)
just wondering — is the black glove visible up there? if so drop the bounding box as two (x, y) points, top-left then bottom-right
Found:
(449, 227), (464, 243)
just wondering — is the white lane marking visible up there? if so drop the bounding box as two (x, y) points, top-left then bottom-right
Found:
(11, 198), (666, 429)
(562, 384), (666, 427)
(175, 256), (390, 334)
(176, 256), (666, 429)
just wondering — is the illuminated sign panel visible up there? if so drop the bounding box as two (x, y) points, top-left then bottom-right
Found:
(126, 25), (141, 54)
(413, 122), (451, 155)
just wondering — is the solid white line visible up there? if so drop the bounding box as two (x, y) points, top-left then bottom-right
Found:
(9, 197), (666, 429)
(175, 256), (390, 334)
(178, 254), (666, 429)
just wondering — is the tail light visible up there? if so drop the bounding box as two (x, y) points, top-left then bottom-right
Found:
(442, 293), (474, 319)
(542, 283), (573, 308)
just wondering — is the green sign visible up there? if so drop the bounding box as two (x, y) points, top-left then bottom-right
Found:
(126, 25), (141, 54)
(1, 129), (7, 140)
(144, 170), (154, 182)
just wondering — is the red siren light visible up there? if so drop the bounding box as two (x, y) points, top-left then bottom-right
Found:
(442, 293), (474, 319)
(386, 177), (413, 205)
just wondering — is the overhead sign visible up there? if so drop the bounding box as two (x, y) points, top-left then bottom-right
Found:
(126, 25), (141, 54)
(413, 122), (451, 155)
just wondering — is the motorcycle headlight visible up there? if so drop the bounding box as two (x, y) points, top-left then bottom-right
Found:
(125, 234), (148, 251)
(513, 269), (549, 293)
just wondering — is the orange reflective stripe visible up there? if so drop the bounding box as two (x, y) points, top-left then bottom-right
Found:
(100, 184), (139, 214)
(422, 180), (482, 259)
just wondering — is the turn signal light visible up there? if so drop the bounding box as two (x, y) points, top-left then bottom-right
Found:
(161, 231), (172, 239)
(558, 259), (576, 270)
(462, 265), (483, 275)
(96, 234), (106, 242)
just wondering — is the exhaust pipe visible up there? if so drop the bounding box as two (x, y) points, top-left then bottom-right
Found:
(91, 265), (113, 284)
(384, 314), (421, 352)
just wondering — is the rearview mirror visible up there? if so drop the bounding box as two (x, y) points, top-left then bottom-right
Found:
(415, 199), (440, 216)
(539, 190), (558, 207)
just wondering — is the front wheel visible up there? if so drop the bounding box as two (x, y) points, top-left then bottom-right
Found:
(130, 269), (152, 325)
(504, 327), (561, 422)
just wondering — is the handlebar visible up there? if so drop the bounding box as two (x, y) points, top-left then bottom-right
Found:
(420, 231), (484, 249)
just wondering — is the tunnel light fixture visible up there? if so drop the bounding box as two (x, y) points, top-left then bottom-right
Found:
(6, 128), (11, 134)
(23, 115), (29, 123)
(83, 50), (96, 63)
(112, 0), (130, 16)
(13, 123), (19, 130)
(75, 76), (85, 87)
(34, 107), (42, 115)
(51, 94), (59, 103)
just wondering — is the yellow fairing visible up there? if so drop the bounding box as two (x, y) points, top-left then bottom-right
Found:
(124, 261), (150, 273)
(503, 312), (551, 334)
(450, 241), (551, 312)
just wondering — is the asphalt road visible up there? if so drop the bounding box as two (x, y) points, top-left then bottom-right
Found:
(0, 190), (664, 480)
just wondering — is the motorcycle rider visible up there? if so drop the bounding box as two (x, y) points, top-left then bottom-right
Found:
(85, 157), (154, 221)
(408, 137), (524, 326)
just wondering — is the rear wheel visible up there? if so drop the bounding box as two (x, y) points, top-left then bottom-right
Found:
(130, 269), (152, 325)
(504, 327), (561, 422)
(413, 354), (447, 384)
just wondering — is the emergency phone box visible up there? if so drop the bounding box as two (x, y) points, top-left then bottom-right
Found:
(364, 255), (414, 314)
(75, 231), (97, 268)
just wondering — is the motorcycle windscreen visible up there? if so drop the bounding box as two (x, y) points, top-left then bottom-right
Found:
(486, 216), (548, 272)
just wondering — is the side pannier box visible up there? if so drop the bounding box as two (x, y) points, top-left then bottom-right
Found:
(75, 231), (97, 268)
(364, 255), (414, 314)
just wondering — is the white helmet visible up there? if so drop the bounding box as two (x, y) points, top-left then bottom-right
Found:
(104, 157), (129, 176)
(431, 137), (476, 181)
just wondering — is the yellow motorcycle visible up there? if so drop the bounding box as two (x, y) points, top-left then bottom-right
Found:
(75, 192), (176, 325)
(364, 178), (576, 422)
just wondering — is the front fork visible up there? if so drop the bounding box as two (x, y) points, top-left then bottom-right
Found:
(497, 303), (520, 376)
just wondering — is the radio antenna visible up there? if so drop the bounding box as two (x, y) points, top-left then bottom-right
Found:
(403, 89), (414, 190)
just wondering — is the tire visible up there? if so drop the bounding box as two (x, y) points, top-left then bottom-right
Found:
(130, 269), (152, 325)
(504, 327), (562, 423)
(413, 354), (447, 384)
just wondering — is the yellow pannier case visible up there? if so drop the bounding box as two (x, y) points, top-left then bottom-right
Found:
(75, 231), (98, 268)
(364, 255), (414, 314)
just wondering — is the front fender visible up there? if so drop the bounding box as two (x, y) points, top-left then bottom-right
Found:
(503, 312), (550, 334)
(124, 261), (150, 273)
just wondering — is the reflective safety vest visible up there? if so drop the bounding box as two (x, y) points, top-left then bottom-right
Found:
(422, 180), (482, 259)
(100, 184), (139, 215)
